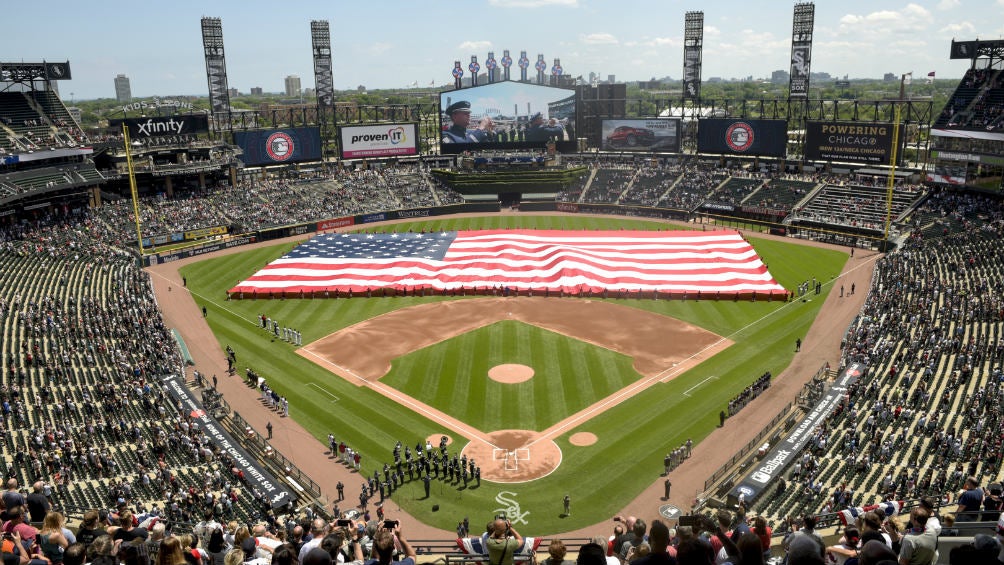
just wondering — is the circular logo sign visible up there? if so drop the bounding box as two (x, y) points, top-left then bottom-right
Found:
(518, 57), (529, 69)
(535, 60), (546, 72)
(552, 65), (563, 76)
(486, 58), (497, 70)
(452, 67), (463, 78)
(265, 132), (295, 162)
(737, 485), (755, 497)
(469, 62), (481, 73)
(725, 122), (755, 152)
(658, 505), (682, 520)
(502, 55), (513, 68)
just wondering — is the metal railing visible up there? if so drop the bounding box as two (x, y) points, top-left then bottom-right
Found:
(702, 363), (831, 493)
(230, 411), (327, 504)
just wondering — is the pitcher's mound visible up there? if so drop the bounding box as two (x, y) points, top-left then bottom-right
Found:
(488, 364), (535, 383)
(569, 432), (598, 446)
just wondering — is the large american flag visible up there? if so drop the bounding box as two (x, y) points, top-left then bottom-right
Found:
(228, 229), (787, 297)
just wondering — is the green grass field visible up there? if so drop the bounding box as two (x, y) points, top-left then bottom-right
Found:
(385, 320), (642, 433)
(179, 215), (847, 534)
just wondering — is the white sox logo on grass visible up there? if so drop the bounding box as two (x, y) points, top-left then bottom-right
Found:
(266, 132), (295, 162)
(725, 122), (755, 152)
(493, 491), (530, 525)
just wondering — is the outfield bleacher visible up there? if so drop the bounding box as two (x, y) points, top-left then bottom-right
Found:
(792, 183), (925, 232)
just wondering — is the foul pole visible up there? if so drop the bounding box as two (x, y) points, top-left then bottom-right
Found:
(122, 123), (145, 255)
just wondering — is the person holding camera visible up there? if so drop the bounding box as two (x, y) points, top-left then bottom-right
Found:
(364, 521), (413, 565)
(487, 518), (523, 565)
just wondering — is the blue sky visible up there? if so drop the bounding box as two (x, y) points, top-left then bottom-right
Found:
(4, 0), (1000, 100)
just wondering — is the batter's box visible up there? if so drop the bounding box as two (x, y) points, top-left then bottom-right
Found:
(514, 448), (530, 460)
(492, 448), (509, 461)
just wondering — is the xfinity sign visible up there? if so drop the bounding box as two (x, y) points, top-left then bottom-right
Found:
(111, 114), (209, 138)
(341, 123), (418, 159)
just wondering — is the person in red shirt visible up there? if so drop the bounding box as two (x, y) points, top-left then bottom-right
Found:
(753, 516), (772, 559)
(1, 507), (38, 545)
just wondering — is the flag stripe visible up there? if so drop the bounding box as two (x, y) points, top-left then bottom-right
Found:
(229, 229), (787, 296)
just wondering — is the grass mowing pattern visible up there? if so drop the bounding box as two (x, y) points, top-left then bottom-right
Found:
(179, 216), (847, 534)
(384, 320), (639, 432)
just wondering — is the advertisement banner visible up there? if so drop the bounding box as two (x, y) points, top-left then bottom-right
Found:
(789, 43), (811, 98)
(731, 363), (864, 503)
(360, 213), (386, 224)
(682, 46), (701, 100)
(234, 127), (322, 166)
(397, 209), (432, 219)
(601, 119), (681, 152)
(926, 164), (967, 185)
(340, 123), (418, 159)
(184, 226), (228, 241)
(950, 40), (978, 59)
(317, 217), (356, 231)
(161, 375), (293, 509)
(804, 122), (896, 164)
(109, 114), (210, 138)
(697, 119), (787, 157)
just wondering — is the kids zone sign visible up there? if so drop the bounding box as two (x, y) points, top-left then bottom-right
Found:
(340, 123), (418, 159)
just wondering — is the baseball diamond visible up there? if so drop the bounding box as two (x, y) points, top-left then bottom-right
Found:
(164, 213), (852, 534)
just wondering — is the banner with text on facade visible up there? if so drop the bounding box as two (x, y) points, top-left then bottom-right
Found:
(339, 123), (418, 159)
(804, 122), (899, 165)
(110, 114), (210, 138)
(731, 362), (864, 504)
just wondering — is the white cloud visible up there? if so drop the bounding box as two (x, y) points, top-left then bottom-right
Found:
(647, 37), (680, 47)
(937, 0), (960, 9)
(488, 0), (577, 7)
(580, 32), (618, 45)
(459, 41), (491, 51)
(365, 42), (393, 56)
(838, 3), (933, 35)
(704, 26), (722, 38)
(939, 21), (976, 35)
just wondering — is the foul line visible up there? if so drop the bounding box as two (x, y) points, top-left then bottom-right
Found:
(683, 376), (718, 397)
(307, 382), (340, 402)
(146, 270), (259, 327)
(298, 347), (501, 451)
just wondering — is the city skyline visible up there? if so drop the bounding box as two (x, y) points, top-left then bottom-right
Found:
(3, 0), (1000, 100)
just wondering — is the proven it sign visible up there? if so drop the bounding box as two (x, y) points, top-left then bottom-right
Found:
(340, 123), (417, 159)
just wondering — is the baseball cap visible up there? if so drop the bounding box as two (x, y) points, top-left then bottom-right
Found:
(445, 101), (472, 115)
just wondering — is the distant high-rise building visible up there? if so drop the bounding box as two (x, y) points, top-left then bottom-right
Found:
(228, 87), (239, 98)
(607, 74), (615, 84)
(250, 87), (263, 96)
(284, 75), (301, 97)
(114, 74), (131, 103)
(771, 69), (789, 84)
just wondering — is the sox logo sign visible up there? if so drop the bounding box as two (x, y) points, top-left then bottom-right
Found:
(266, 132), (295, 162)
(725, 122), (755, 152)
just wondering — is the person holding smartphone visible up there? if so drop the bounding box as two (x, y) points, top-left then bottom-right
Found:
(487, 518), (523, 565)
(363, 521), (413, 565)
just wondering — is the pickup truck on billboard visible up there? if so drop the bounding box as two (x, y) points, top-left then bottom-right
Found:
(601, 119), (681, 152)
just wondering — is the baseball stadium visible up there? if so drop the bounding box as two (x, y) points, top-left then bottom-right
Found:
(1, 4), (1003, 565)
